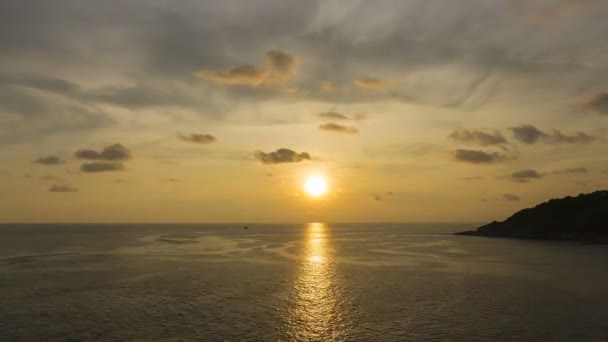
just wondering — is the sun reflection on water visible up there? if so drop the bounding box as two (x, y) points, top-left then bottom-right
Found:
(287, 223), (349, 341)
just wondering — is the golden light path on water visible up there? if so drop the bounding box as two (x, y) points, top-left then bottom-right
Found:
(287, 223), (349, 341)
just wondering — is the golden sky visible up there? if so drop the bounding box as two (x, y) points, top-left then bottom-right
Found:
(1, 0), (608, 223)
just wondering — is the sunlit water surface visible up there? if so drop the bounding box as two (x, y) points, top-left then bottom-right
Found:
(1, 223), (607, 341)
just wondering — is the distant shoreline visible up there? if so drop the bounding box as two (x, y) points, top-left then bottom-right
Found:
(455, 190), (608, 244)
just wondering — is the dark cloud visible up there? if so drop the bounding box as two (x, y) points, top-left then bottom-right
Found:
(510, 125), (596, 144)
(254, 148), (311, 165)
(49, 184), (78, 192)
(318, 111), (349, 120)
(583, 92), (608, 115)
(510, 125), (548, 144)
(453, 149), (504, 164)
(195, 50), (298, 86)
(503, 193), (520, 202)
(511, 169), (544, 182)
(354, 77), (390, 89)
(319, 122), (359, 134)
(266, 50), (298, 81)
(75, 144), (131, 161)
(33, 155), (65, 165)
(80, 162), (124, 173)
(449, 129), (507, 146)
(178, 133), (217, 144)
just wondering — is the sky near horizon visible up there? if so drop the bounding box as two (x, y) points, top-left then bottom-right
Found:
(1, 0), (608, 223)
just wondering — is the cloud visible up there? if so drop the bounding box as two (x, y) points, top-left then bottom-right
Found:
(265, 50), (298, 81)
(0, 72), (203, 112)
(80, 162), (124, 173)
(583, 92), (608, 115)
(254, 148), (311, 164)
(75, 144), (131, 161)
(503, 193), (521, 202)
(453, 149), (504, 164)
(461, 176), (485, 181)
(49, 184), (78, 192)
(449, 129), (507, 146)
(354, 77), (390, 89)
(195, 65), (267, 86)
(318, 111), (349, 120)
(317, 111), (366, 121)
(1, 0), (606, 147)
(0, 81), (112, 144)
(529, 0), (597, 26)
(40, 175), (63, 181)
(511, 169), (544, 182)
(319, 122), (359, 134)
(510, 125), (548, 144)
(510, 125), (596, 144)
(195, 50), (297, 86)
(372, 191), (397, 201)
(178, 133), (216, 144)
(545, 130), (596, 144)
(552, 167), (589, 175)
(320, 81), (336, 93)
(33, 156), (65, 165)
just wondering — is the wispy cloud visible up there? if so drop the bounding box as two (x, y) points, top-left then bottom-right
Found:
(449, 129), (507, 146)
(40, 174), (64, 181)
(354, 77), (390, 89)
(33, 156), (65, 165)
(510, 125), (596, 144)
(319, 122), (359, 134)
(552, 167), (589, 175)
(49, 184), (78, 192)
(318, 111), (349, 120)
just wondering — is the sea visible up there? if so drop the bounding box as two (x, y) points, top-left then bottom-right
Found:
(1, 223), (607, 341)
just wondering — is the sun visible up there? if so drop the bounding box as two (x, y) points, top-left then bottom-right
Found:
(304, 174), (328, 197)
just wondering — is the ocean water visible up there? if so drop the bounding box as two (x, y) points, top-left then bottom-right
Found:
(1, 223), (607, 342)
